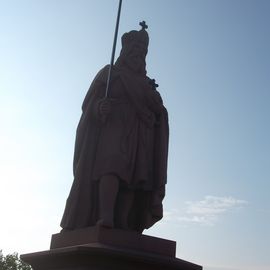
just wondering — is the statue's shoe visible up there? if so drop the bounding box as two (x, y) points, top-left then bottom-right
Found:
(96, 219), (114, 228)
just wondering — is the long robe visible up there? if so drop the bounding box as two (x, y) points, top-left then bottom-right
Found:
(61, 65), (169, 232)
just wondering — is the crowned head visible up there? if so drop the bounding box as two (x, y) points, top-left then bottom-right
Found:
(115, 21), (149, 75)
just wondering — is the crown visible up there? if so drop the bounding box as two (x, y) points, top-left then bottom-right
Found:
(121, 21), (149, 48)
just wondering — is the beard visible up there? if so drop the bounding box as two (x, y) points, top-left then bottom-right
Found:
(123, 53), (146, 74)
(115, 44), (147, 76)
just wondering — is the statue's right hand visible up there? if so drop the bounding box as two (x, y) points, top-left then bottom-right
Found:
(98, 99), (111, 116)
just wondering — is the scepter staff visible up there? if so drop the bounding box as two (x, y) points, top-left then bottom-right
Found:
(104, 0), (123, 98)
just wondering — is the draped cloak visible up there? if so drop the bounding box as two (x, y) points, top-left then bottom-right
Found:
(61, 65), (169, 232)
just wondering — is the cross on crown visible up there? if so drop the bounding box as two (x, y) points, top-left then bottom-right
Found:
(139, 21), (148, 30)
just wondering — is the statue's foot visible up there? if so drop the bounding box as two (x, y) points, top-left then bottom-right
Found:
(61, 228), (72, 233)
(119, 220), (129, 230)
(96, 219), (114, 228)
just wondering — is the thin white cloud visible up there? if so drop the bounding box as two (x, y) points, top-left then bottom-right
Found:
(187, 195), (247, 214)
(164, 196), (248, 226)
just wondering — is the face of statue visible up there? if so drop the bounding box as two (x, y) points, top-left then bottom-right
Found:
(124, 41), (148, 73)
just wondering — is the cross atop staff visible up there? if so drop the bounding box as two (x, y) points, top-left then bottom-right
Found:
(139, 21), (148, 30)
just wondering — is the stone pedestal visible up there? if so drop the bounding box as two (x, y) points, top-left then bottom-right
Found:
(21, 226), (202, 270)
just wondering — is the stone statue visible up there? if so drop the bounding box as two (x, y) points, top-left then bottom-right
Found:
(61, 25), (169, 233)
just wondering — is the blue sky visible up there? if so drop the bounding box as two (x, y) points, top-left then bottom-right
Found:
(0, 1), (269, 270)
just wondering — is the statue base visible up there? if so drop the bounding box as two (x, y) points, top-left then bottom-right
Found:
(21, 226), (202, 270)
